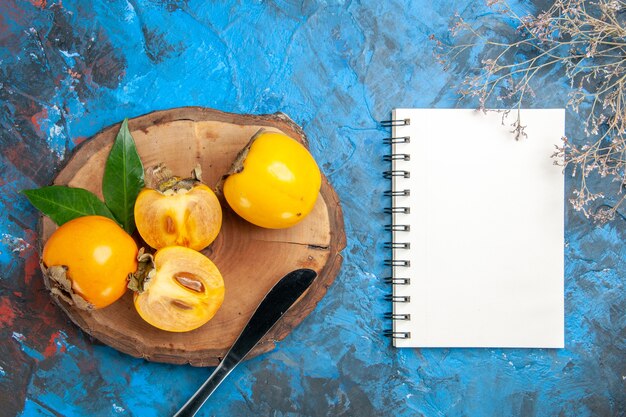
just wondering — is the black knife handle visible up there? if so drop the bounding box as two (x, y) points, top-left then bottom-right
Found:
(227, 268), (317, 360)
(173, 268), (317, 417)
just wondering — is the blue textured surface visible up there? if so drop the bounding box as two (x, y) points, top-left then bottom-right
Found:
(0, 1), (624, 416)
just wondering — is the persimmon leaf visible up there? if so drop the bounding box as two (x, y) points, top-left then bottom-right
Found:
(22, 186), (116, 226)
(102, 118), (144, 234)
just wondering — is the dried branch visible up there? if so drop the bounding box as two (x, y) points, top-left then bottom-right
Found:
(434, 0), (626, 222)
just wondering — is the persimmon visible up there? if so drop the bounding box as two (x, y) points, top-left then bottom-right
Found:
(134, 165), (222, 251)
(42, 215), (138, 309)
(130, 246), (225, 332)
(222, 129), (321, 229)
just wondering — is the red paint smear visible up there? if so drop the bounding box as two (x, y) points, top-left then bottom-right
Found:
(23, 254), (39, 286)
(73, 136), (87, 146)
(0, 13), (7, 37)
(30, 107), (48, 134)
(31, 286), (63, 328)
(3, 141), (28, 169)
(0, 297), (17, 327)
(5, 2), (26, 28)
(81, 66), (95, 89)
(29, 0), (47, 8)
(43, 330), (66, 358)
(76, 355), (98, 375)
(21, 229), (40, 286)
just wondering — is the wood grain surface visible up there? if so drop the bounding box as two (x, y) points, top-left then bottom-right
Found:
(40, 107), (346, 366)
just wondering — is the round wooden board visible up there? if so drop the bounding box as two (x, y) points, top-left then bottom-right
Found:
(40, 107), (346, 366)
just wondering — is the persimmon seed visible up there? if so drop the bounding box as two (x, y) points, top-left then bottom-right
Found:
(171, 299), (193, 310)
(174, 272), (205, 293)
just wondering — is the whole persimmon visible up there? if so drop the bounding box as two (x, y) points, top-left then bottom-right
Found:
(222, 130), (321, 229)
(42, 215), (138, 309)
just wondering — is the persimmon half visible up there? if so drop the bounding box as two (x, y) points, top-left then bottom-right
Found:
(134, 165), (222, 251)
(131, 246), (225, 332)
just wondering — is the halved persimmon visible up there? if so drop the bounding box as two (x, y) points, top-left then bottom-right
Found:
(134, 165), (222, 251)
(130, 246), (225, 332)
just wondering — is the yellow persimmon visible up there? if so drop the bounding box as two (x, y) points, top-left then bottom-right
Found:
(222, 130), (321, 229)
(132, 246), (225, 332)
(134, 166), (222, 251)
(42, 215), (138, 309)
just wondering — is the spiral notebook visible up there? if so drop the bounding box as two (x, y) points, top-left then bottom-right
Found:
(384, 109), (565, 348)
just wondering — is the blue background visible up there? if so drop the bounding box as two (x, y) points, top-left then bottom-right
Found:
(1, 1), (624, 416)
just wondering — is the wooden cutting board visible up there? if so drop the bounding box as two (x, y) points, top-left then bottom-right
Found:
(40, 107), (346, 366)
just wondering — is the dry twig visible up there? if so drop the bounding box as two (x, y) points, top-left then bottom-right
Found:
(433, 0), (626, 222)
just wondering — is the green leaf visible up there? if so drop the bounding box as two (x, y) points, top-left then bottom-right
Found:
(22, 186), (116, 226)
(102, 118), (145, 235)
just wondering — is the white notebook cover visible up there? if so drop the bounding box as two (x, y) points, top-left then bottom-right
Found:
(391, 109), (564, 348)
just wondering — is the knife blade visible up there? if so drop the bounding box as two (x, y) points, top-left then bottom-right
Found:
(173, 268), (318, 417)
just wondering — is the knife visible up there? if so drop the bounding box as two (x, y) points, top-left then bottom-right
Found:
(173, 268), (318, 417)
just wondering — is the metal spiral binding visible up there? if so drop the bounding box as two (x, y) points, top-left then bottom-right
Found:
(384, 224), (410, 232)
(384, 294), (411, 303)
(383, 136), (410, 144)
(384, 312), (411, 320)
(384, 207), (410, 214)
(383, 242), (410, 249)
(382, 117), (412, 341)
(383, 277), (410, 285)
(384, 189), (410, 197)
(383, 170), (410, 179)
(380, 118), (410, 127)
(383, 154), (410, 162)
(383, 330), (411, 339)
(384, 260), (410, 267)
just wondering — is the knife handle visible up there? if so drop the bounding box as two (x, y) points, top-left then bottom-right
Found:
(173, 358), (235, 417)
(172, 268), (317, 417)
